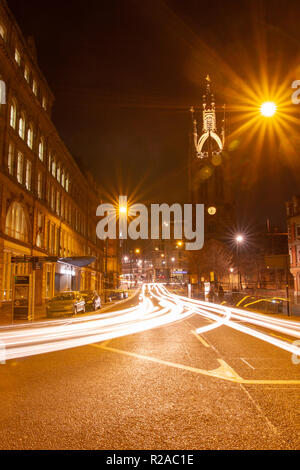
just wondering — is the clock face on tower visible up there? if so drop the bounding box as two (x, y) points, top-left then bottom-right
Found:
(207, 206), (217, 215)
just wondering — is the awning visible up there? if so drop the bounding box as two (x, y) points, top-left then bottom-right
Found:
(58, 256), (96, 268)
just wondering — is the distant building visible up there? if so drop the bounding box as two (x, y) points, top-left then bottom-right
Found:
(286, 195), (300, 296)
(0, 0), (117, 318)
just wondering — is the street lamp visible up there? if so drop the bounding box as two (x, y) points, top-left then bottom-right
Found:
(260, 101), (277, 117)
(235, 234), (244, 291)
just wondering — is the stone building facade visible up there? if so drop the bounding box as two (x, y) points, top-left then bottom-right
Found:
(0, 0), (117, 317)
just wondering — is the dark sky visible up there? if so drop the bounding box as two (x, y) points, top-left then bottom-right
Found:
(7, 0), (300, 229)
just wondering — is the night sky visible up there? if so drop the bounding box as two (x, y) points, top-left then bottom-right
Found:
(7, 0), (300, 229)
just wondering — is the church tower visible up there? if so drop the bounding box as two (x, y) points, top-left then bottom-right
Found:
(189, 76), (235, 240)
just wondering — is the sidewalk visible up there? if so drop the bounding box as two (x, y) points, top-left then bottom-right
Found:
(0, 289), (139, 327)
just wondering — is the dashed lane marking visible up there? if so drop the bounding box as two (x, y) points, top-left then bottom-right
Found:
(241, 358), (255, 370)
(191, 330), (210, 348)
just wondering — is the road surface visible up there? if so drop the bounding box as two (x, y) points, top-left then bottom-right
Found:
(0, 284), (299, 449)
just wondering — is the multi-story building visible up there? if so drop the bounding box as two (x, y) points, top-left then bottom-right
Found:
(286, 195), (300, 296)
(0, 0), (117, 318)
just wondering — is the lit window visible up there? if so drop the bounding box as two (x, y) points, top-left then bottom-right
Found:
(9, 100), (16, 128)
(24, 65), (30, 82)
(14, 48), (21, 66)
(56, 164), (61, 183)
(61, 170), (65, 188)
(18, 113), (25, 139)
(25, 160), (31, 190)
(56, 191), (60, 216)
(32, 79), (37, 96)
(0, 23), (5, 40)
(38, 138), (44, 161)
(37, 172), (42, 199)
(5, 202), (29, 242)
(42, 96), (47, 110)
(27, 124), (33, 148)
(16, 152), (23, 184)
(51, 186), (55, 211)
(36, 212), (44, 248)
(52, 159), (56, 177)
(8, 143), (14, 175)
(65, 175), (69, 192)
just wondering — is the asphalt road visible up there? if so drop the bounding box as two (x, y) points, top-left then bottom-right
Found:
(0, 289), (299, 450)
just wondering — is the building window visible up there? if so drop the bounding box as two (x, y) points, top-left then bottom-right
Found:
(14, 48), (21, 66)
(32, 79), (37, 96)
(36, 212), (44, 248)
(37, 172), (42, 199)
(61, 170), (65, 188)
(18, 113), (25, 139)
(65, 175), (69, 192)
(27, 124), (33, 148)
(5, 201), (29, 242)
(0, 23), (6, 40)
(51, 186), (55, 211)
(56, 164), (61, 183)
(51, 159), (56, 177)
(38, 138), (44, 161)
(8, 143), (14, 175)
(56, 191), (61, 216)
(24, 65), (30, 83)
(17, 152), (23, 184)
(10, 100), (17, 128)
(25, 160), (31, 190)
(42, 96), (47, 110)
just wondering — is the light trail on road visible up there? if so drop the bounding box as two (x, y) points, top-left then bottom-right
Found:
(0, 286), (193, 360)
(1, 283), (300, 361)
(152, 283), (300, 357)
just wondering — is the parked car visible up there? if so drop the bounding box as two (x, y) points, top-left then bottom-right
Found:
(122, 290), (129, 299)
(80, 290), (101, 311)
(46, 291), (85, 317)
(107, 289), (124, 302)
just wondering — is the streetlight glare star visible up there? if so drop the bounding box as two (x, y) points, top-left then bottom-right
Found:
(119, 206), (127, 214)
(236, 234), (244, 243)
(260, 101), (277, 117)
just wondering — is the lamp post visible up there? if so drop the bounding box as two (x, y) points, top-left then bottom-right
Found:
(235, 234), (244, 291)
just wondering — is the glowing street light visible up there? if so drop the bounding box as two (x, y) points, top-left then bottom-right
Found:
(135, 248), (140, 254)
(260, 101), (277, 117)
(119, 205), (127, 214)
(235, 234), (244, 291)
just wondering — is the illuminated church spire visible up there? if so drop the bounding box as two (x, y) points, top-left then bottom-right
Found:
(191, 76), (224, 159)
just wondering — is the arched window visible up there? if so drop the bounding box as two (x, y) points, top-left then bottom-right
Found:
(5, 201), (29, 242)
(10, 100), (17, 128)
(27, 124), (33, 148)
(18, 112), (25, 139)
(38, 137), (44, 161)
